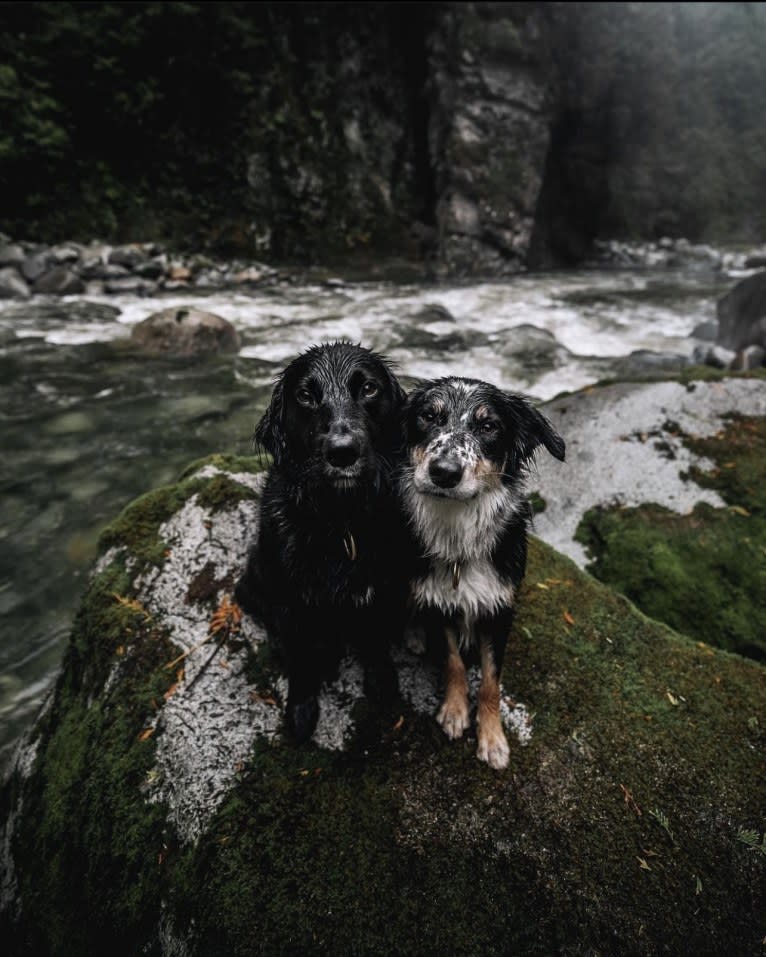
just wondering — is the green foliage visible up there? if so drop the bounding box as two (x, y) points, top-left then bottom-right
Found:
(0, 2), (433, 257)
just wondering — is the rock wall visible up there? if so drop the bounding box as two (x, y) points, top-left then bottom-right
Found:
(1, 3), (765, 271)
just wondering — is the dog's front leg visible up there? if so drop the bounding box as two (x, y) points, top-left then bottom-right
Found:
(476, 619), (511, 770)
(436, 624), (470, 740)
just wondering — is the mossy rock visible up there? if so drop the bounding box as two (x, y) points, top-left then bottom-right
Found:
(574, 413), (766, 662)
(2, 457), (765, 955)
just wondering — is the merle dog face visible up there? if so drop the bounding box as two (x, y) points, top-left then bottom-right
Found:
(403, 377), (565, 501)
(256, 342), (405, 492)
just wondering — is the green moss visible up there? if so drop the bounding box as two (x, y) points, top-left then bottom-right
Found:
(576, 415), (766, 660)
(550, 366), (766, 403)
(528, 490), (547, 514)
(99, 455), (265, 567)
(5, 554), (179, 956)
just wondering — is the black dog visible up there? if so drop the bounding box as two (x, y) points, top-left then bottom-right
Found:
(236, 342), (406, 743)
(400, 377), (565, 769)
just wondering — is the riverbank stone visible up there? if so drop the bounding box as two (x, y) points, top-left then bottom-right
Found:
(716, 270), (766, 351)
(130, 306), (240, 357)
(0, 268), (30, 300)
(1, 453), (764, 955)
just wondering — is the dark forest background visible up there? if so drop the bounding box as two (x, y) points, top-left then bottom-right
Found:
(1, 1), (765, 270)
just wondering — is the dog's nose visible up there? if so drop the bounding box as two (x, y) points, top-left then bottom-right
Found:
(326, 434), (361, 469)
(429, 458), (463, 489)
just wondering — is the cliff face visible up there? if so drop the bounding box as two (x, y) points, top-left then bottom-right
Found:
(1, 3), (765, 271)
(2, 452), (765, 955)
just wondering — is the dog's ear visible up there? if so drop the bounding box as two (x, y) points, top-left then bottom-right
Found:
(502, 393), (565, 467)
(255, 377), (286, 464)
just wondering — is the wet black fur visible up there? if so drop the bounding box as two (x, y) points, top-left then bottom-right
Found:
(235, 342), (407, 742)
(402, 377), (565, 680)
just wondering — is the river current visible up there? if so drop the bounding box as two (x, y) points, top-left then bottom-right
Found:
(0, 267), (733, 759)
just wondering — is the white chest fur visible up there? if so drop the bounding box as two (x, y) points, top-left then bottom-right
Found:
(404, 483), (520, 644)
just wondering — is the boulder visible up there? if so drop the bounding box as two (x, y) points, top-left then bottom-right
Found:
(534, 375), (766, 565)
(20, 251), (51, 282)
(532, 373), (766, 658)
(0, 243), (25, 267)
(716, 271), (766, 351)
(690, 319), (718, 341)
(32, 266), (85, 296)
(108, 244), (148, 270)
(0, 267), (30, 300)
(130, 307), (240, 357)
(1, 455), (764, 955)
(611, 349), (690, 377)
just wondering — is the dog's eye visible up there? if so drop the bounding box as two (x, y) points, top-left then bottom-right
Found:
(479, 421), (497, 435)
(361, 381), (379, 398)
(296, 388), (314, 407)
(421, 409), (436, 424)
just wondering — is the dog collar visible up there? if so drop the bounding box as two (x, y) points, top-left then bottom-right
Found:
(343, 530), (357, 561)
(452, 561), (461, 590)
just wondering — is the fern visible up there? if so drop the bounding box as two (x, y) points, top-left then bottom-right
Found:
(736, 828), (766, 857)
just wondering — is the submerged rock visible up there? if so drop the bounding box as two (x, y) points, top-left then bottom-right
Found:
(130, 307), (240, 357)
(1, 454), (764, 955)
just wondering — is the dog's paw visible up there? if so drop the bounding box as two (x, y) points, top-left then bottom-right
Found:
(437, 697), (470, 740)
(287, 695), (319, 744)
(477, 726), (510, 770)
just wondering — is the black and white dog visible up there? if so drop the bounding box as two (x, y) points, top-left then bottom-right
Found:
(400, 377), (565, 769)
(236, 342), (407, 743)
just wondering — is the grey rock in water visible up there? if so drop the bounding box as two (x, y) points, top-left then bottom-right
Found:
(0, 299), (121, 324)
(717, 271), (766, 351)
(690, 319), (718, 341)
(20, 251), (51, 282)
(0, 243), (25, 267)
(104, 276), (154, 295)
(130, 306), (241, 356)
(49, 243), (81, 264)
(108, 244), (148, 269)
(612, 349), (690, 377)
(697, 344), (737, 369)
(32, 266), (86, 296)
(0, 267), (31, 300)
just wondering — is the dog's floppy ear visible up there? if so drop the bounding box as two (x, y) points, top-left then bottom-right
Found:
(502, 393), (565, 467)
(254, 377), (286, 464)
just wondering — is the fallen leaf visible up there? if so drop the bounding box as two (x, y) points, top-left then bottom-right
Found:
(392, 715), (405, 732)
(728, 505), (750, 517)
(210, 595), (243, 637)
(563, 611), (575, 626)
(536, 582), (550, 590)
(138, 727), (155, 742)
(666, 690), (680, 706)
(637, 857), (651, 871)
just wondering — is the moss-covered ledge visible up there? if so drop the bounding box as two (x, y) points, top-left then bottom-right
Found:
(2, 456), (765, 956)
(576, 414), (766, 661)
